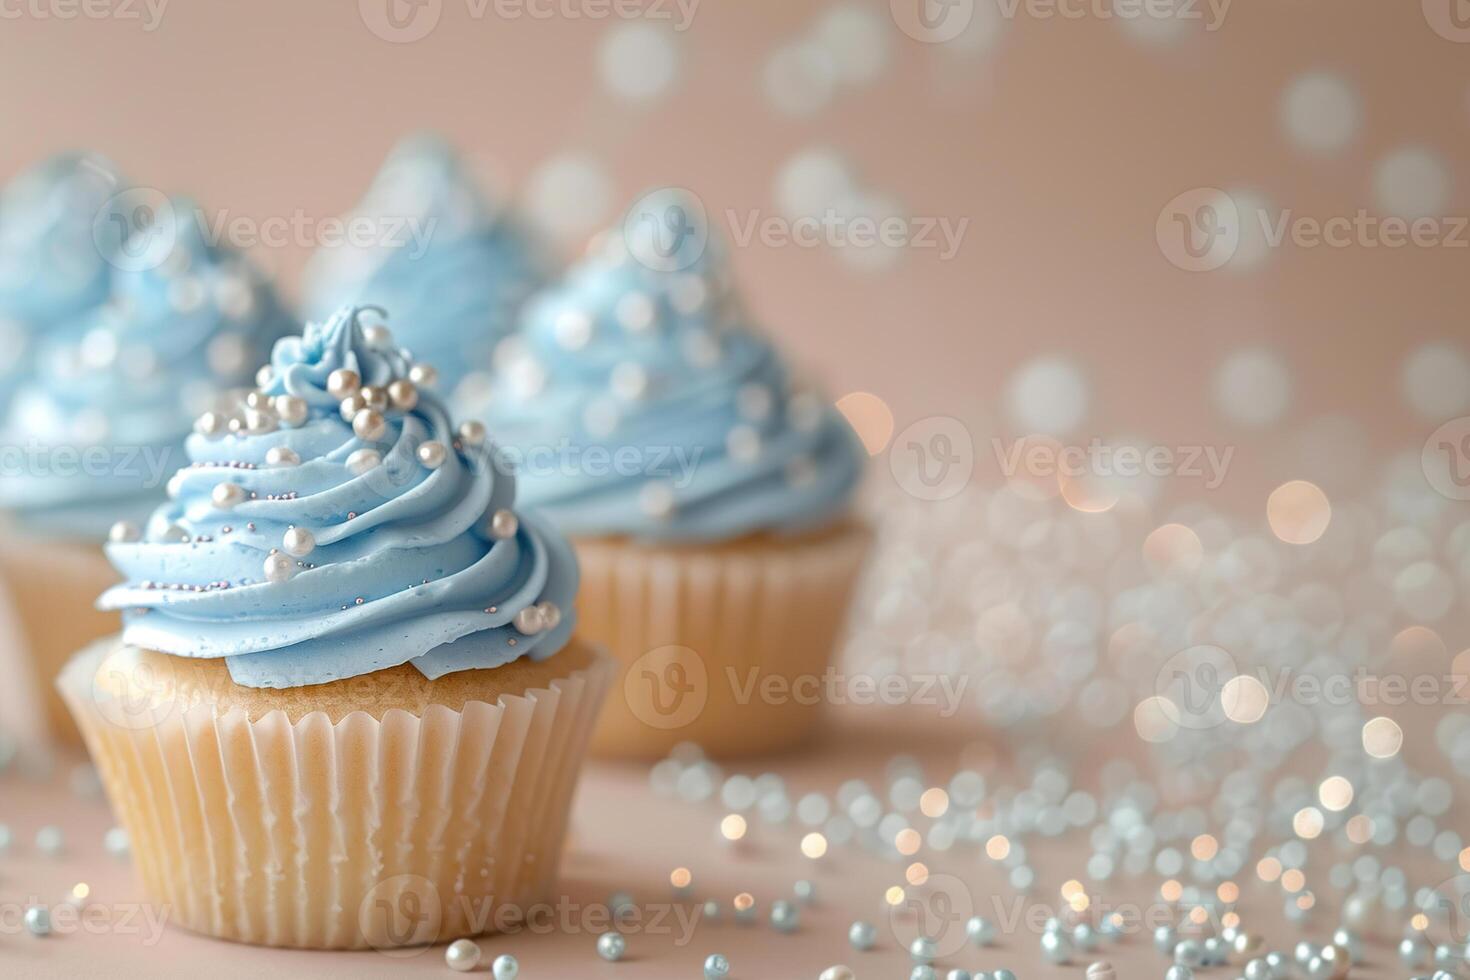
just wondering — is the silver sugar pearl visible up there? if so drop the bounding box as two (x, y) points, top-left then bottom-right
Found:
(848, 920), (876, 951)
(445, 938), (480, 972)
(596, 931), (626, 961)
(23, 906), (51, 937)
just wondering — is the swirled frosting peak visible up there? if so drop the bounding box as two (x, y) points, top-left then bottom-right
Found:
(473, 189), (864, 543)
(304, 134), (547, 404)
(99, 306), (578, 689)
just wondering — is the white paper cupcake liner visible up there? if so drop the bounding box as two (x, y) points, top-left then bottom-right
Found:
(59, 638), (613, 949)
(574, 521), (872, 758)
(0, 533), (119, 745)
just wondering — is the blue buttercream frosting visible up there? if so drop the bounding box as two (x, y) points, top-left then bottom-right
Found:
(470, 189), (864, 543)
(98, 306), (578, 689)
(0, 152), (128, 411)
(303, 134), (546, 404)
(0, 196), (294, 539)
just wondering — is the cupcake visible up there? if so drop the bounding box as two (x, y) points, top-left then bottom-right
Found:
(59, 306), (611, 949)
(304, 134), (547, 409)
(0, 152), (125, 413)
(0, 195), (291, 743)
(475, 190), (869, 757)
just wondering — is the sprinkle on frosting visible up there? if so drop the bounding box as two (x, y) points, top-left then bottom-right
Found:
(0, 191), (292, 538)
(470, 188), (864, 543)
(99, 305), (578, 689)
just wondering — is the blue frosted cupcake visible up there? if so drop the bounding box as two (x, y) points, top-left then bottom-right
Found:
(0, 193), (292, 742)
(0, 152), (126, 413)
(304, 134), (547, 409)
(59, 306), (610, 948)
(476, 190), (870, 757)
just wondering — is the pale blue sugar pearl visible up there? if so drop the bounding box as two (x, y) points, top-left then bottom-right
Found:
(770, 899), (799, 933)
(909, 968), (937, 980)
(848, 921), (876, 951)
(596, 932), (626, 962)
(35, 825), (63, 856)
(1174, 938), (1205, 967)
(993, 971), (1018, 980)
(794, 879), (816, 904)
(703, 953), (730, 978)
(910, 936), (937, 964)
(945, 970), (971, 980)
(966, 915), (996, 946)
(492, 953), (518, 979)
(24, 906), (51, 937)
(1164, 966), (1194, 980)
(0, 824), (11, 853)
(1154, 925), (1177, 954)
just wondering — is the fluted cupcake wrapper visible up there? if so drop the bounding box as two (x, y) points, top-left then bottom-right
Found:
(0, 533), (119, 745)
(59, 637), (613, 950)
(575, 522), (872, 759)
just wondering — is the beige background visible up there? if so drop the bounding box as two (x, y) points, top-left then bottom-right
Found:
(3, 0), (1467, 512)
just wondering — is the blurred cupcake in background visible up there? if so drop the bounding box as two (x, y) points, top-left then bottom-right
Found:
(476, 189), (870, 757)
(304, 134), (547, 411)
(61, 306), (611, 948)
(0, 192), (291, 743)
(0, 152), (126, 413)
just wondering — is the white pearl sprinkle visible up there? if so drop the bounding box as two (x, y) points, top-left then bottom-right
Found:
(554, 309), (594, 350)
(195, 410), (227, 439)
(255, 365), (274, 388)
(513, 606), (543, 635)
(445, 938), (481, 972)
(160, 523), (189, 544)
(166, 473), (186, 498)
(263, 552), (294, 584)
(458, 420), (487, 446)
(273, 395), (308, 427)
(417, 441), (447, 469)
(639, 483), (676, 519)
(339, 393), (367, 422)
(326, 368), (360, 399)
(615, 291), (657, 332)
(244, 407), (277, 434)
(265, 446), (301, 467)
(108, 521), (141, 544)
(409, 363), (438, 388)
(360, 385), (388, 411)
(387, 379), (418, 411)
(737, 383), (775, 422)
(491, 953), (519, 980)
(726, 425), (762, 463)
(362, 323), (394, 349)
(353, 409), (386, 441)
(490, 509), (519, 539)
(346, 448), (382, 475)
(537, 601), (562, 631)
(211, 483), (246, 509)
(282, 527), (315, 558)
(611, 361), (650, 400)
